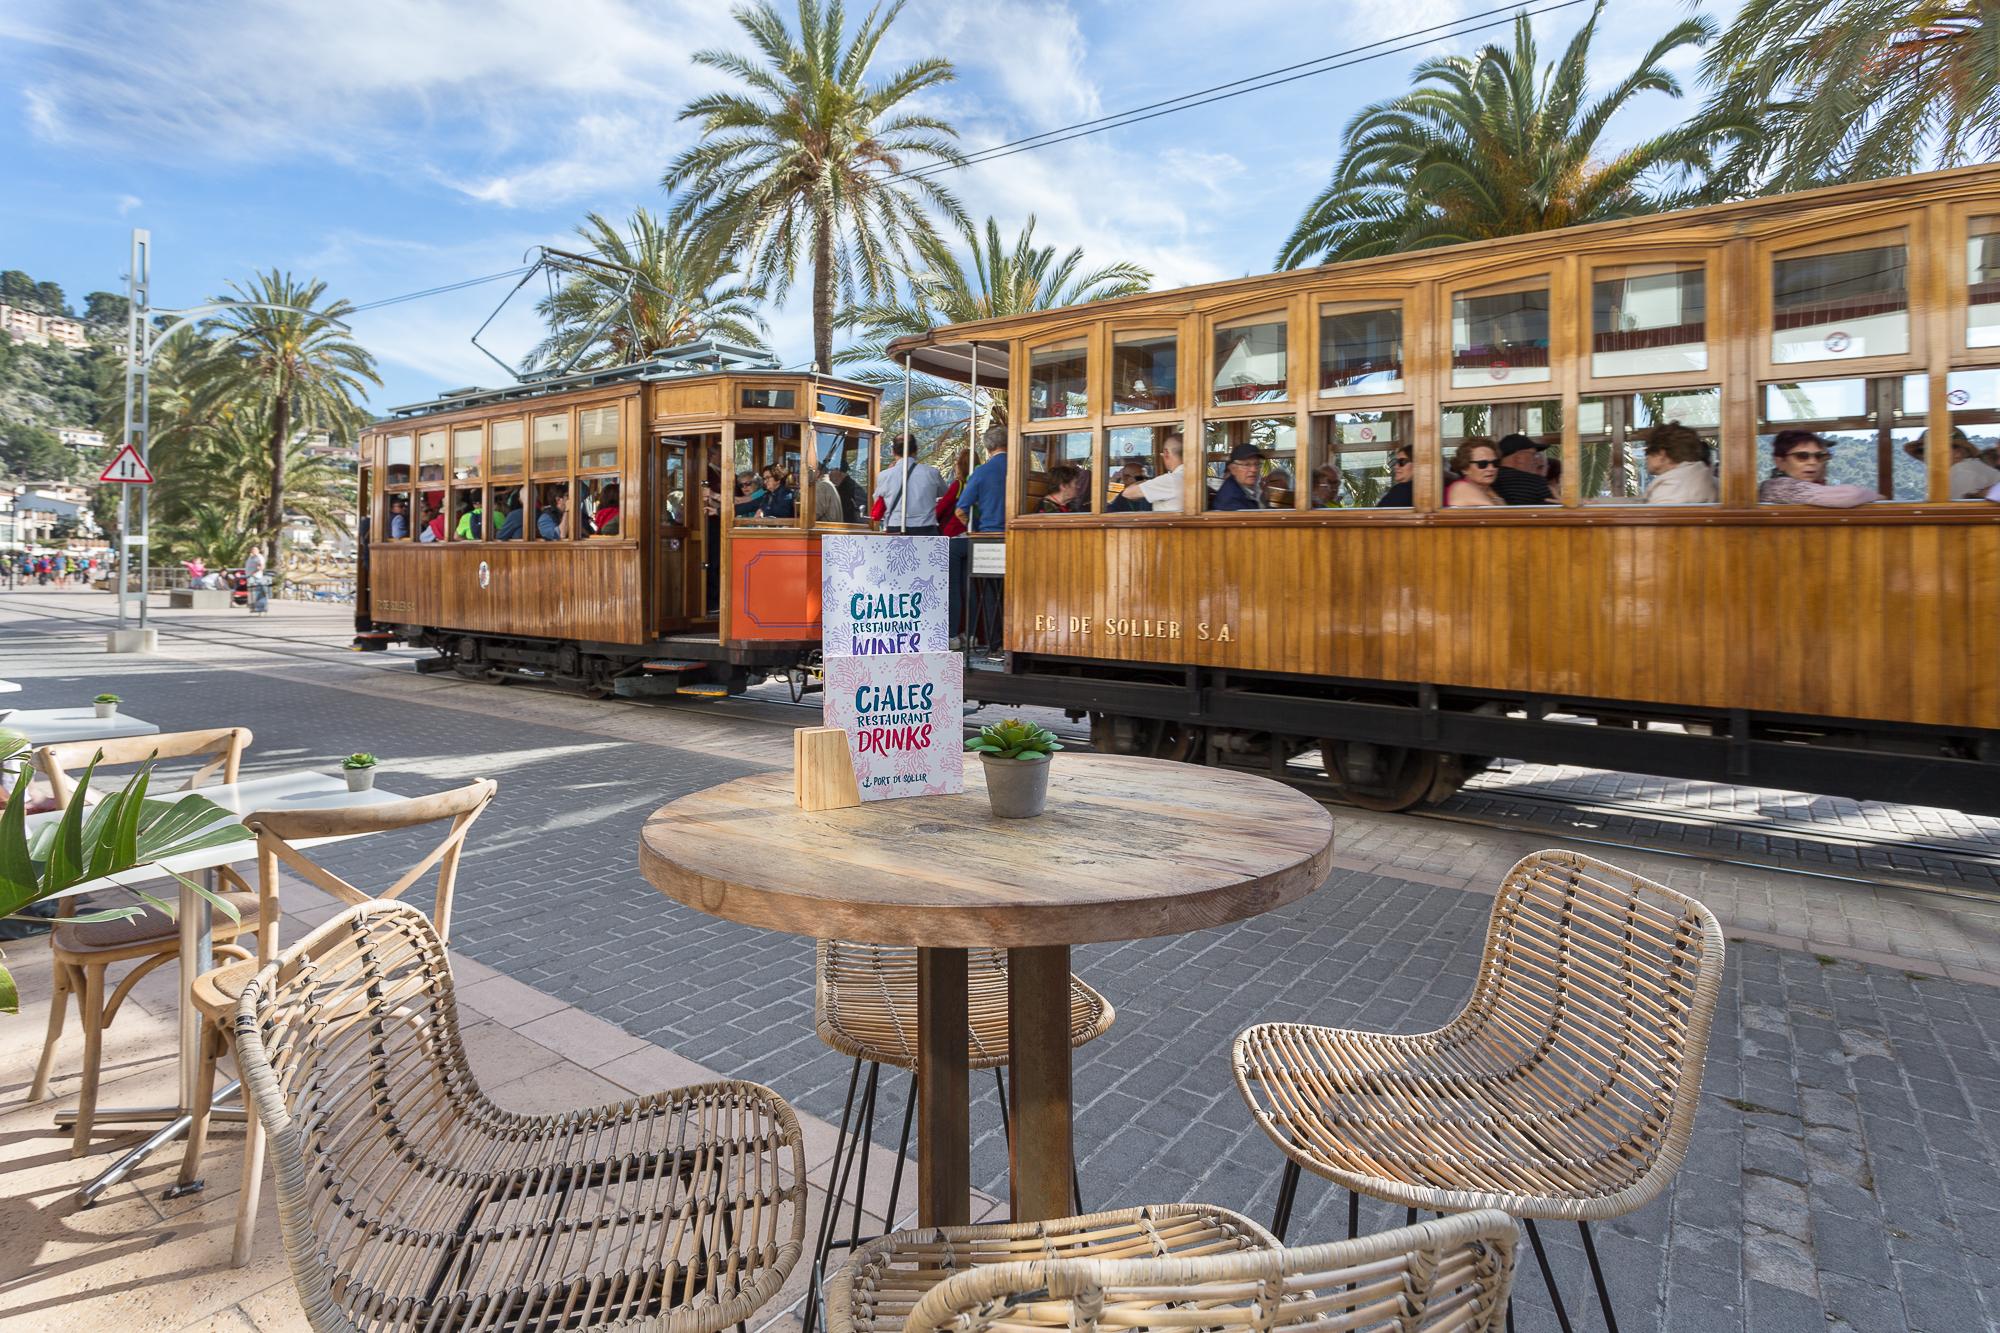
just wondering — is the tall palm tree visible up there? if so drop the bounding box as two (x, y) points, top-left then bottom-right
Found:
(185, 272), (378, 576)
(1277, 1), (1761, 268)
(528, 209), (770, 371)
(839, 215), (1152, 449)
(663, 0), (967, 372)
(1705, 0), (1997, 190)
(159, 408), (358, 561)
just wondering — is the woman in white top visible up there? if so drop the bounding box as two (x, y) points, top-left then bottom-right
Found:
(1642, 421), (1719, 504)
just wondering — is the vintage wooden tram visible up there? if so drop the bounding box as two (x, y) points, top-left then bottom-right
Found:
(358, 166), (2000, 813)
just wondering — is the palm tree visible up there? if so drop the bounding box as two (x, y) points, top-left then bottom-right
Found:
(1277, 1), (1761, 268)
(161, 497), (267, 568)
(528, 209), (770, 371)
(159, 408), (358, 561)
(839, 215), (1152, 449)
(1704, 0), (1997, 190)
(185, 272), (378, 576)
(663, 0), (967, 372)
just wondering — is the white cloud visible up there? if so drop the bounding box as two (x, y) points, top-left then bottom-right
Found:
(115, 194), (141, 216)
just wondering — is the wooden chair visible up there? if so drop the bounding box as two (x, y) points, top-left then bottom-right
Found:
(807, 941), (1114, 1330)
(26, 728), (256, 1155)
(179, 778), (495, 1266)
(234, 899), (806, 1332)
(825, 1204), (1516, 1333)
(1232, 850), (1724, 1331)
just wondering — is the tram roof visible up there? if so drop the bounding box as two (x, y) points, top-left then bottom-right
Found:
(885, 161), (2000, 389)
(375, 339), (875, 423)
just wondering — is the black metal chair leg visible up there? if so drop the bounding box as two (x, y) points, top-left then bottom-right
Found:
(1406, 1205), (1418, 1226)
(1506, 1297), (1516, 1332)
(1578, 1220), (1620, 1333)
(1522, 1219), (1578, 1333)
(1270, 1159), (1301, 1240)
(803, 1056), (863, 1333)
(883, 1073), (917, 1232)
(1347, 1188), (1359, 1240)
(995, 1067), (1010, 1143)
(1071, 1159), (1085, 1216)
(845, 1061), (882, 1250)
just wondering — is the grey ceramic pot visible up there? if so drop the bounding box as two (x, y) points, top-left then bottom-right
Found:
(980, 752), (1051, 818)
(344, 767), (377, 792)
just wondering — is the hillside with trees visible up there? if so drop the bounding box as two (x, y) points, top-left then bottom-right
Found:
(0, 267), (124, 483)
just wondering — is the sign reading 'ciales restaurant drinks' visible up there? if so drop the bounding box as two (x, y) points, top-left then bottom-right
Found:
(820, 535), (963, 802)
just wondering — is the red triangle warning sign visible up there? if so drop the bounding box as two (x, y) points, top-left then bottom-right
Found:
(98, 444), (154, 485)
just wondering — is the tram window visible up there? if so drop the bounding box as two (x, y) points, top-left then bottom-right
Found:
(449, 485), (488, 540)
(734, 423), (802, 525)
(1900, 370), (2000, 498)
(578, 478), (621, 536)
(1213, 313), (1287, 405)
(812, 427), (871, 524)
(741, 386), (795, 410)
(1103, 425), (1180, 512)
(489, 419), (524, 478)
(1442, 400), (1561, 501)
(815, 389), (870, 419)
(1771, 241), (1909, 364)
(532, 413), (570, 472)
(1763, 376), (1867, 422)
(451, 426), (482, 481)
(660, 454), (687, 525)
(1577, 388), (1719, 504)
(1758, 376), (1910, 501)
(1024, 430), (1092, 514)
(491, 485), (525, 540)
(416, 489), (447, 543)
(1028, 340), (1088, 421)
(579, 405), (620, 470)
(1318, 303), (1403, 398)
(1970, 217), (2000, 348)
(531, 481), (573, 539)
(384, 433), (413, 487)
(417, 429), (446, 483)
(1452, 281), (1551, 388)
(1592, 264), (1707, 377)
(1202, 416), (1297, 510)
(1306, 411), (1410, 508)
(1112, 330), (1177, 413)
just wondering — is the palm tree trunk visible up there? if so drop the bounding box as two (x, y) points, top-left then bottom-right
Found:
(264, 393), (289, 577)
(812, 208), (836, 373)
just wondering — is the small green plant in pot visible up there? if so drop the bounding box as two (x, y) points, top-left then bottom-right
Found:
(93, 693), (120, 720)
(965, 719), (1063, 818)
(341, 752), (378, 792)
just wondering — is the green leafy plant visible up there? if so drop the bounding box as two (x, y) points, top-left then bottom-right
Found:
(341, 752), (377, 771)
(0, 737), (250, 1015)
(94, 694), (120, 705)
(965, 719), (1064, 763)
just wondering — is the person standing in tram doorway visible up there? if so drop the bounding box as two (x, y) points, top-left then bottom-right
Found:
(244, 545), (269, 614)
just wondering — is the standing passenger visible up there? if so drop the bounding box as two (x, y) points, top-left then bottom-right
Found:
(1444, 439), (1505, 507)
(1642, 422), (1719, 504)
(952, 426), (1008, 644)
(1758, 431), (1881, 507)
(1491, 434), (1554, 504)
(872, 440), (945, 533)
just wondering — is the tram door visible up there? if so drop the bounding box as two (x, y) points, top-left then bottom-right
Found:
(652, 433), (721, 631)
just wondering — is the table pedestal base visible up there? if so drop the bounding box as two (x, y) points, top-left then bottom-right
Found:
(916, 948), (969, 1227)
(1006, 945), (1073, 1223)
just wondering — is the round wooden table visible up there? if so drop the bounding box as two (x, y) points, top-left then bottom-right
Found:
(639, 752), (1334, 1225)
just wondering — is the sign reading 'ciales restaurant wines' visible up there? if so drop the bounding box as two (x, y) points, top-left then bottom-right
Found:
(820, 535), (963, 802)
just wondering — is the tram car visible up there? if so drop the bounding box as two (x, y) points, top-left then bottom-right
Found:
(357, 165), (2000, 814)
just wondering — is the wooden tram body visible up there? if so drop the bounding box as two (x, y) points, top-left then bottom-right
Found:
(357, 167), (2000, 813)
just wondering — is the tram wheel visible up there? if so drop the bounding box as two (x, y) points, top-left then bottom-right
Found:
(1090, 712), (1205, 763)
(1321, 740), (1441, 812)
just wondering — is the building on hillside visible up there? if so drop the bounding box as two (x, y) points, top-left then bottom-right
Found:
(0, 303), (90, 351)
(41, 316), (87, 350)
(0, 488), (18, 549)
(58, 426), (106, 451)
(301, 431), (360, 465)
(9, 485), (102, 546)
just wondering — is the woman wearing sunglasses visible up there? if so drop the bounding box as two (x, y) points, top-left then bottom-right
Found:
(1444, 438), (1505, 507)
(1758, 430), (1882, 507)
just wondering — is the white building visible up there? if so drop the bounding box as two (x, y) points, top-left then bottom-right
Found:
(58, 426), (106, 451)
(0, 304), (91, 351)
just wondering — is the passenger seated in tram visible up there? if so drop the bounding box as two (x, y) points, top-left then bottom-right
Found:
(418, 501), (445, 543)
(1036, 463), (1086, 513)
(455, 494), (489, 539)
(1376, 449), (1414, 507)
(1310, 464), (1341, 507)
(1212, 444), (1265, 510)
(1107, 460), (1153, 512)
(1758, 430), (1881, 507)
(1444, 438), (1504, 507)
(808, 462), (842, 522)
(1492, 434), (1554, 504)
(537, 487), (571, 539)
(494, 489), (525, 540)
(1260, 467), (1294, 509)
(759, 465), (797, 519)
(1128, 433), (1186, 511)
(593, 484), (621, 535)
(388, 495), (410, 539)
(1903, 427), (2000, 498)
(734, 471), (765, 518)
(1642, 421), (1718, 504)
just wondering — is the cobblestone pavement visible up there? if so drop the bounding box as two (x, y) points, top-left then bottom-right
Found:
(7, 589), (2000, 1330)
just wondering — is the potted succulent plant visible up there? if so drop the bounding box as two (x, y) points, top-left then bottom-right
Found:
(965, 719), (1064, 818)
(93, 693), (121, 720)
(341, 752), (379, 792)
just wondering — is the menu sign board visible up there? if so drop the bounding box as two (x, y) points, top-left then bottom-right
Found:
(820, 535), (962, 802)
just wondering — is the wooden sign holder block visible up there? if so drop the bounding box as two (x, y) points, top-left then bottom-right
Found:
(794, 727), (861, 811)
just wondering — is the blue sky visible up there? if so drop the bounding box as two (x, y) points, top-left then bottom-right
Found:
(0, 0), (1731, 414)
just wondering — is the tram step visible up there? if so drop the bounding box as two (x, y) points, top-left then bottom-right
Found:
(675, 684), (732, 699)
(640, 659), (706, 673)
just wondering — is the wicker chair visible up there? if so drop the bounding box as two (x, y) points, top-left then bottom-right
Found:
(1233, 849), (1724, 1331)
(234, 899), (807, 1332)
(825, 1203), (1516, 1333)
(179, 779), (496, 1266)
(807, 941), (1114, 1331)
(26, 728), (256, 1154)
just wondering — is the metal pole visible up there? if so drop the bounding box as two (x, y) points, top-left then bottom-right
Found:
(899, 354), (911, 533)
(137, 305), (152, 630)
(117, 230), (147, 629)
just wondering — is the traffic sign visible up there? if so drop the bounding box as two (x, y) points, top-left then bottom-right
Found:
(99, 444), (154, 485)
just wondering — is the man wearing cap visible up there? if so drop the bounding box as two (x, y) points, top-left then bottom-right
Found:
(1492, 433), (1555, 504)
(1212, 443), (1265, 510)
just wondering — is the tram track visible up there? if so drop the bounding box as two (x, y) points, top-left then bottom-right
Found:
(9, 597), (2000, 901)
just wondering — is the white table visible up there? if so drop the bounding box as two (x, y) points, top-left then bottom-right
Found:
(3, 706), (161, 745)
(34, 771), (408, 1205)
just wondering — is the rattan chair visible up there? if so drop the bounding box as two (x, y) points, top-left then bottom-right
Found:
(26, 728), (256, 1154)
(179, 779), (496, 1266)
(1233, 849), (1724, 1331)
(234, 899), (807, 1332)
(807, 941), (1114, 1330)
(826, 1203), (1516, 1333)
